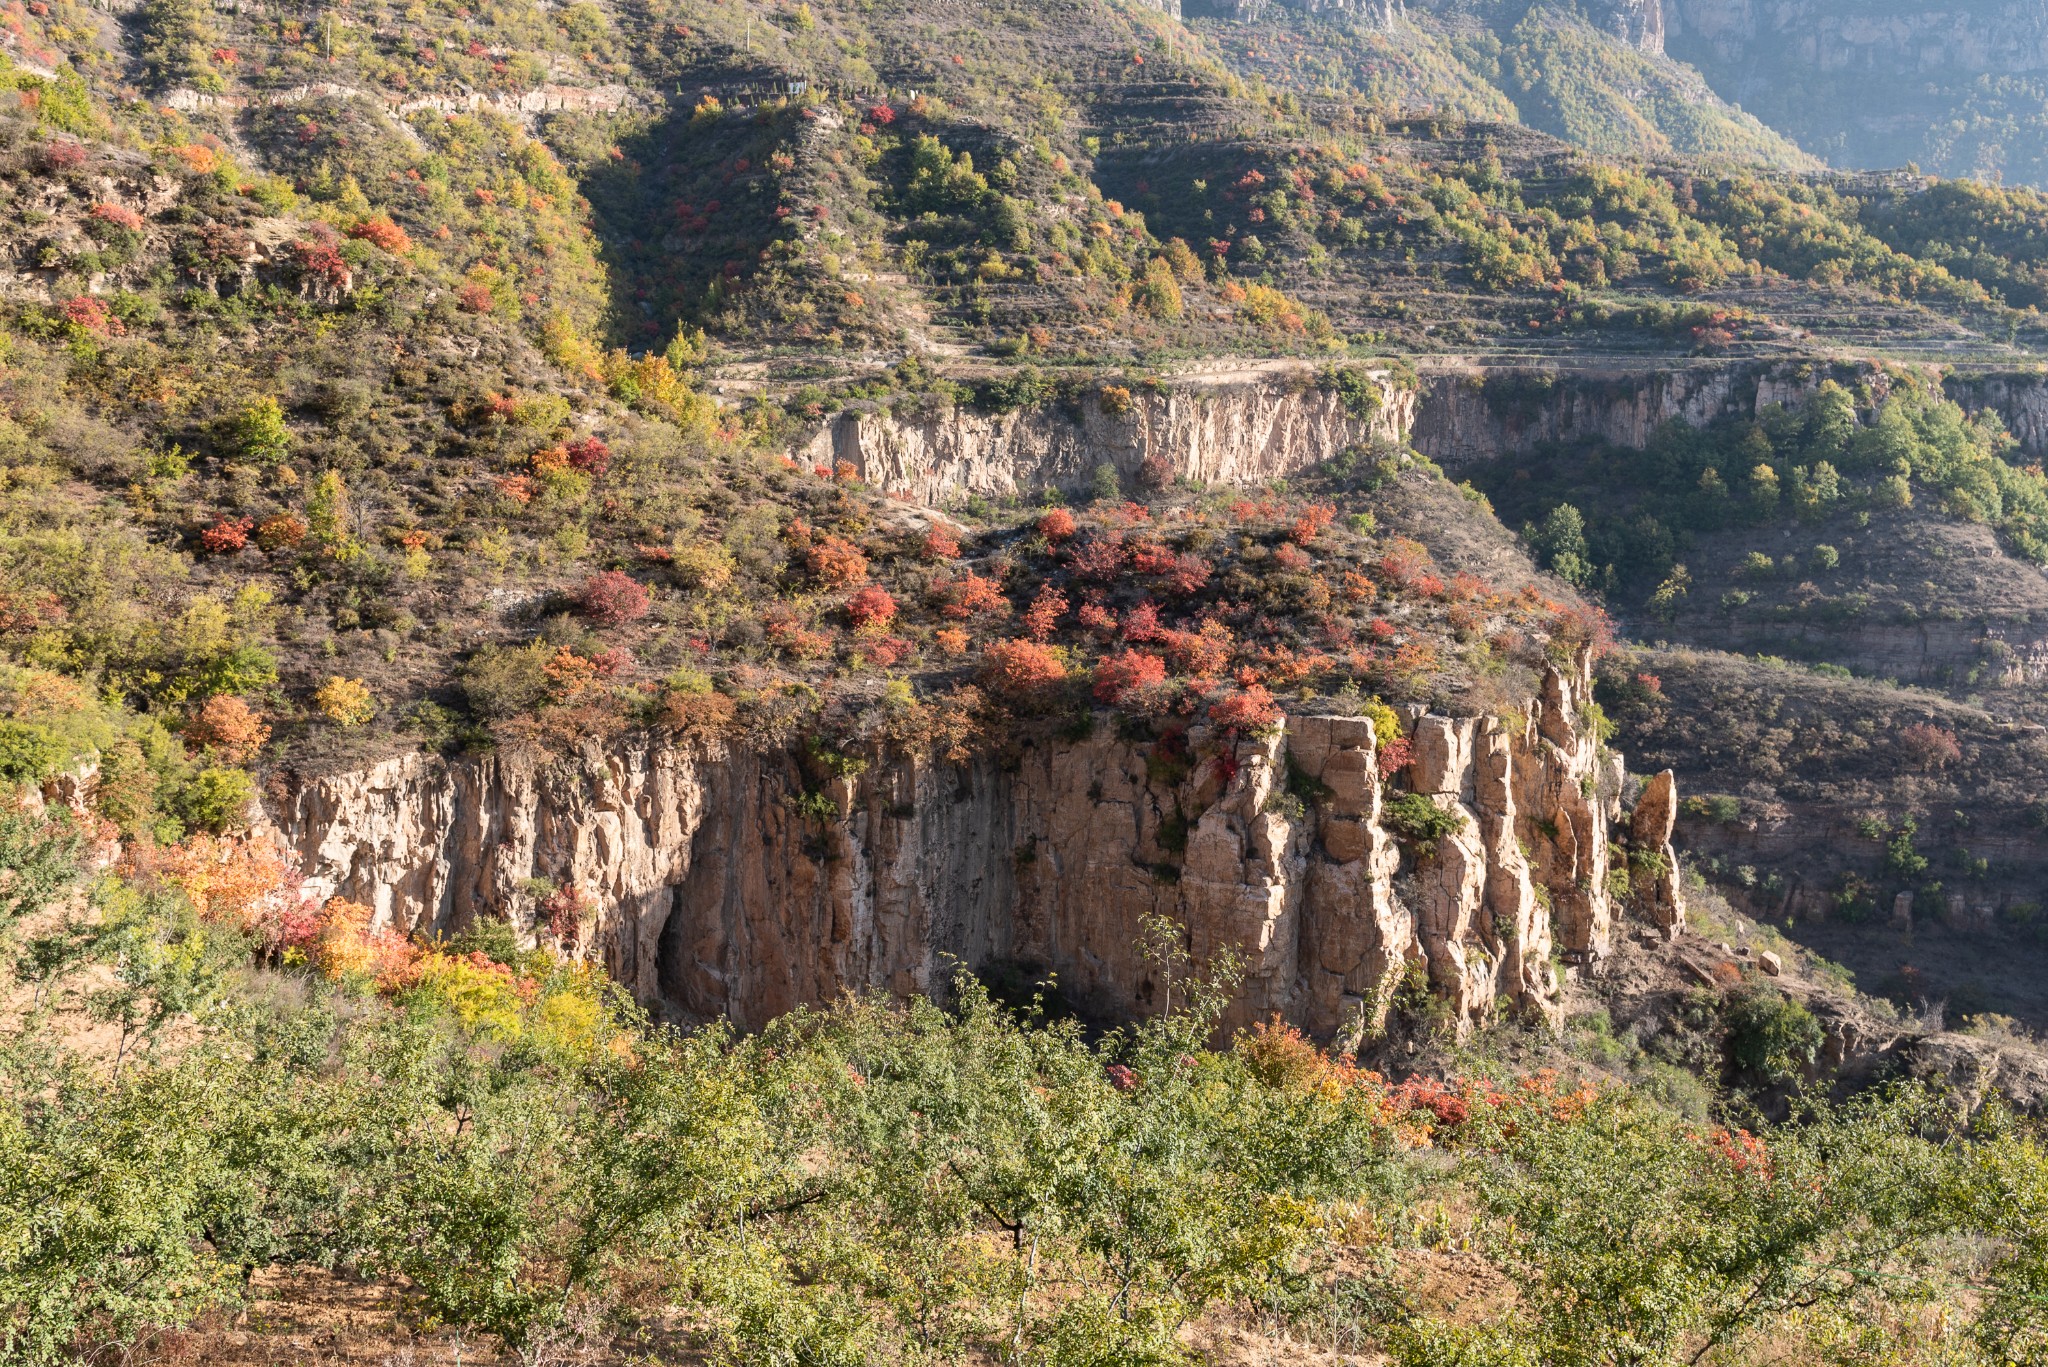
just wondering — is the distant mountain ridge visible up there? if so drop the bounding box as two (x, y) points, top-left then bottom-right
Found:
(1665, 0), (2048, 186)
(1179, 0), (1817, 169)
(1185, 0), (2048, 189)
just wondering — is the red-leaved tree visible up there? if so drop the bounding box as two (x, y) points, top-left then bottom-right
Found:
(1092, 649), (1166, 704)
(574, 571), (651, 625)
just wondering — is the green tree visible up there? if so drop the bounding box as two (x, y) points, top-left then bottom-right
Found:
(0, 1053), (237, 1364)
(1746, 463), (1781, 515)
(231, 397), (292, 466)
(1961, 1116), (2048, 1366)
(0, 811), (82, 945)
(1526, 504), (1591, 586)
(86, 882), (251, 1074)
(1804, 381), (1857, 461)
(0, 723), (63, 788)
(306, 471), (351, 550)
(1721, 982), (1822, 1086)
(1138, 256), (1184, 319)
(1456, 1086), (1961, 1367)
(137, 0), (216, 91)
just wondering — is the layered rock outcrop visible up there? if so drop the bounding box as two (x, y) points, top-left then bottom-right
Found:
(799, 366), (1413, 506)
(1406, 360), (2048, 469)
(791, 361), (2048, 504)
(265, 650), (1680, 1038)
(1410, 361), (1856, 470)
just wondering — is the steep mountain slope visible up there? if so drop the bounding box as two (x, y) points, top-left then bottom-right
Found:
(1664, 0), (2048, 188)
(1186, 0), (1816, 171)
(1426, 361), (2048, 1023)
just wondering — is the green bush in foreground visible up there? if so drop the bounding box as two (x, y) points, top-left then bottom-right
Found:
(0, 817), (2044, 1367)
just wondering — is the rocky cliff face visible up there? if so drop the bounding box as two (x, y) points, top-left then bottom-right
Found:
(1586, 0), (1664, 54)
(798, 361), (2048, 502)
(1944, 370), (2048, 463)
(265, 650), (1682, 1039)
(801, 366), (1413, 505)
(1410, 361), (1854, 469)
(1408, 360), (2048, 469)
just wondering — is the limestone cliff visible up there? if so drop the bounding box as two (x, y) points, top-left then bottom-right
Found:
(1406, 360), (2048, 469)
(794, 361), (2048, 503)
(265, 651), (1679, 1039)
(799, 366), (1414, 505)
(1943, 369), (2048, 464)
(1410, 361), (1857, 470)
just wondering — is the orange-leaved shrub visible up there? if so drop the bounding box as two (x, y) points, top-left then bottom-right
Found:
(845, 585), (899, 631)
(184, 696), (270, 763)
(346, 214), (413, 254)
(1209, 683), (1281, 734)
(806, 535), (870, 588)
(932, 572), (1009, 620)
(1037, 507), (1078, 542)
(978, 639), (1067, 702)
(1022, 585), (1067, 642)
(1092, 648), (1167, 704)
(198, 515), (253, 554)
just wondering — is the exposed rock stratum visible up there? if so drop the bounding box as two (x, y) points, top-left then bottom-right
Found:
(265, 649), (1680, 1037)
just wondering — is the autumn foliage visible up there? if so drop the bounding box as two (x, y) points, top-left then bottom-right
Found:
(806, 535), (870, 588)
(184, 696), (270, 763)
(933, 572), (1008, 620)
(346, 214), (413, 254)
(845, 585), (899, 631)
(1092, 648), (1167, 704)
(1209, 684), (1281, 733)
(574, 571), (651, 626)
(198, 515), (254, 554)
(978, 639), (1067, 701)
(1037, 508), (1078, 542)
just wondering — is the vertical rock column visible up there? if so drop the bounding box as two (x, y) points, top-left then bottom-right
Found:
(1473, 717), (1560, 1023)
(1406, 715), (1498, 1028)
(1628, 769), (1686, 934)
(1180, 729), (1306, 1031)
(1513, 652), (1615, 962)
(1289, 715), (1411, 1043)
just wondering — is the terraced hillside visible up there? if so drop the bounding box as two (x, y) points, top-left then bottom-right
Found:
(4, 2), (2048, 1365)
